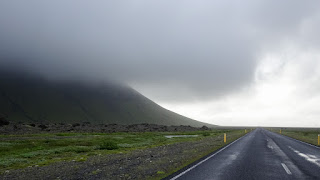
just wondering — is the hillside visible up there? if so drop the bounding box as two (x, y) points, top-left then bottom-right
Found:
(0, 72), (214, 127)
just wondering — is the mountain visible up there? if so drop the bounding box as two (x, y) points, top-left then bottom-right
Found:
(0, 71), (215, 127)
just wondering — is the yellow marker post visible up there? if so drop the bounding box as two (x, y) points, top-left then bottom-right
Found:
(224, 133), (226, 143)
(245, 129), (247, 133)
(318, 134), (320, 146)
(280, 129), (281, 134)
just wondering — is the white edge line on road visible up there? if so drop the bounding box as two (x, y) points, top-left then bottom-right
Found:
(281, 163), (292, 175)
(272, 131), (320, 150)
(290, 137), (320, 149)
(170, 132), (250, 180)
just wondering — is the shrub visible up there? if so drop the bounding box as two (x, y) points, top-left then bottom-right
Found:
(48, 146), (91, 154)
(72, 146), (92, 153)
(99, 140), (119, 150)
(202, 132), (210, 136)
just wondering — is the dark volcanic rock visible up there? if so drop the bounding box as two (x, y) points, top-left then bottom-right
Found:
(38, 124), (48, 130)
(0, 114), (9, 126)
(72, 123), (80, 127)
(29, 123), (36, 127)
(200, 126), (210, 131)
(0, 123), (212, 135)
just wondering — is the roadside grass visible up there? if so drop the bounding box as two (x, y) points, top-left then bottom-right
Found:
(268, 128), (320, 146)
(0, 129), (241, 174)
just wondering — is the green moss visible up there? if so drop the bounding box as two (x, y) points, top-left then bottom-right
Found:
(90, 170), (100, 175)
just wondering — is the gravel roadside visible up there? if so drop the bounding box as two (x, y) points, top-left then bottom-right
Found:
(0, 133), (242, 180)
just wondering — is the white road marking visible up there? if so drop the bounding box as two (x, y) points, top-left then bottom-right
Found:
(290, 138), (320, 149)
(276, 133), (320, 149)
(288, 146), (320, 167)
(169, 133), (250, 180)
(281, 163), (292, 175)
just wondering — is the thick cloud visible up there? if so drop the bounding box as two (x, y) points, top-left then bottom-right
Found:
(160, 49), (320, 127)
(0, 0), (320, 105)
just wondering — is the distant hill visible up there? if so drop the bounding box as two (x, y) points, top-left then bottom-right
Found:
(0, 71), (215, 127)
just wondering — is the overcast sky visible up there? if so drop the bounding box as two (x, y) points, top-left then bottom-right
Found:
(1, 0), (320, 127)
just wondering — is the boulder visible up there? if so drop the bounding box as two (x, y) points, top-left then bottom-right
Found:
(200, 126), (210, 130)
(72, 123), (80, 127)
(0, 114), (9, 126)
(38, 124), (48, 130)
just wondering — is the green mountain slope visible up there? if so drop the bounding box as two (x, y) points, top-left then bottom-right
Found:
(0, 72), (215, 127)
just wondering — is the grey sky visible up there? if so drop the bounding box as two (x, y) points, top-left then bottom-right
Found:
(1, 0), (320, 126)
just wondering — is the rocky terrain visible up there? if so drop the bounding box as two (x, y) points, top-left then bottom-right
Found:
(0, 122), (210, 135)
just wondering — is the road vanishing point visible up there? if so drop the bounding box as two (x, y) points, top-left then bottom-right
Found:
(167, 128), (320, 180)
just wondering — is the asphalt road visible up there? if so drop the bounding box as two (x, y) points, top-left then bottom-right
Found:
(168, 128), (320, 180)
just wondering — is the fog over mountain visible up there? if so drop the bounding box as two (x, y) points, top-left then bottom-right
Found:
(1, 0), (320, 126)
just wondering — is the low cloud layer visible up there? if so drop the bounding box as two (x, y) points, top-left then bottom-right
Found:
(162, 49), (320, 127)
(1, 0), (320, 126)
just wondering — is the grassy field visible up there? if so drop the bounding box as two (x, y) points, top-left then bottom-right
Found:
(0, 129), (243, 174)
(268, 128), (320, 146)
